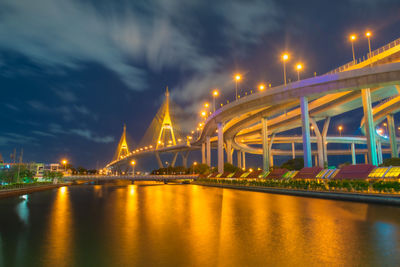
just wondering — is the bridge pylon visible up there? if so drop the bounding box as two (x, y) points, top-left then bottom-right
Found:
(113, 124), (130, 161)
(156, 87), (177, 149)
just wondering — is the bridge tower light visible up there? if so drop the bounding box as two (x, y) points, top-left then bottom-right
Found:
(350, 34), (357, 64)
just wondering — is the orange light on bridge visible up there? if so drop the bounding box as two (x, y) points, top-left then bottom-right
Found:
(365, 31), (371, 37)
(235, 74), (241, 81)
(130, 160), (136, 165)
(282, 53), (289, 85)
(259, 84), (265, 91)
(204, 102), (209, 108)
(338, 125), (343, 136)
(200, 110), (207, 117)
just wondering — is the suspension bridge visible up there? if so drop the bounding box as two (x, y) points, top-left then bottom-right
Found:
(106, 37), (400, 174)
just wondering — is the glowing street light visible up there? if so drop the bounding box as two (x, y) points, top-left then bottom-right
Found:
(130, 160), (136, 176)
(296, 63), (303, 81)
(204, 102), (209, 108)
(61, 159), (68, 172)
(259, 84), (265, 91)
(338, 125), (343, 136)
(212, 89), (219, 113)
(235, 74), (241, 101)
(200, 110), (207, 117)
(350, 34), (357, 64)
(366, 31), (372, 60)
(282, 53), (289, 85)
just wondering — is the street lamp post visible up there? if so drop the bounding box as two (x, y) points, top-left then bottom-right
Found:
(296, 63), (303, 81)
(212, 89), (219, 113)
(338, 125), (343, 136)
(62, 159), (67, 172)
(282, 53), (289, 85)
(350, 35), (357, 64)
(130, 160), (136, 176)
(193, 161), (197, 174)
(366, 31), (372, 61)
(235, 75), (241, 101)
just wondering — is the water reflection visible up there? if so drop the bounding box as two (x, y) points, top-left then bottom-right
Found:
(16, 195), (29, 225)
(1, 184), (400, 266)
(41, 186), (73, 267)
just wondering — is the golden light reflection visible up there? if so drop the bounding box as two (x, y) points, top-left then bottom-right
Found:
(42, 186), (73, 267)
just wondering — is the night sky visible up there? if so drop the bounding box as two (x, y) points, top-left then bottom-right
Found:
(1, 0), (400, 170)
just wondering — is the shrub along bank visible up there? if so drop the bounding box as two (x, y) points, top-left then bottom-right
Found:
(197, 178), (400, 194)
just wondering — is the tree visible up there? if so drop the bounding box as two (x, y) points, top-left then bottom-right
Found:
(224, 162), (240, 173)
(281, 158), (304, 170)
(191, 163), (210, 174)
(380, 157), (400, 167)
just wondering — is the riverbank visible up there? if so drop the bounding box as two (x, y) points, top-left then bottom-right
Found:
(193, 181), (400, 205)
(0, 183), (71, 198)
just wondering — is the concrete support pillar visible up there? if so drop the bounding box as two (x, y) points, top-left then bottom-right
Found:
(206, 136), (211, 166)
(310, 118), (323, 168)
(242, 151), (246, 169)
(314, 154), (318, 166)
(217, 122), (224, 173)
(269, 133), (275, 168)
(201, 143), (206, 164)
(291, 142), (295, 159)
(351, 143), (356, 165)
(322, 117), (331, 164)
(364, 153), (368, 164)
(387, 114), (398, 158)
(155, 152), (163, 168)
(171, 152), (178, 167)
(300, 96), (312, 167)
(377, 140), (383, 165)
(237, 150), (242, 168)
(181, 151), (190, 168)
(226, 139), (233, 164)
(362, 88), (378, 166)
(261, 117), (270, 172)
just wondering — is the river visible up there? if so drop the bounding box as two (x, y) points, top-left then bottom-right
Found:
(0, 183), (400, 266)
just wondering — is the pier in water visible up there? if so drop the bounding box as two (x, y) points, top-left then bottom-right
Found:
(1, 183), (400, 266)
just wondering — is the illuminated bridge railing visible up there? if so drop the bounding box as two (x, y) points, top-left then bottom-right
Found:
(326, 37), (400, 75)
(64, 174), (199, 180)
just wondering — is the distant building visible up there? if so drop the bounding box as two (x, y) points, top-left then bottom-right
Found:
(0, 162), (64, 178)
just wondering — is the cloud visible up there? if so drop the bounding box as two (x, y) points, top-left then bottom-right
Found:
(31, 130), (56, 137)
(0, 133), (37, 145)
(48, 123), (114, 143)
(70, 129), (114, 143)
(4, 104), (20, 111)
(53, 88), (78, 103)
(0, 0), (279, 93)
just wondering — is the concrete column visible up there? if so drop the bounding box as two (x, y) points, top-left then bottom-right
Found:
(361, 88), (378, 166)
(351, 143), (356, 165)
(242, 151), (246, 169)
(171, 152), (178, 167)
(237, 150), (242, 168)
(322, 117), (331, 164)
(155, 152), (163, 168)
(226, 139), (233, 164)
(261, 117), (270, 172)
(206, 136), (211, 166)
(292, 142), (295, 159)
(387, 114), (398, 158)
(377, 140), (383, 165)
(269, 133), (275, 168)
(217, 122), (224, 173)
(201, 143), (206, 164)
(310, 117), (324, 168)
(300, 96), (312, 167)
(181, 151), (190, 168)
(314, 154), (318, 166)
(364, 153), (368, 164)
